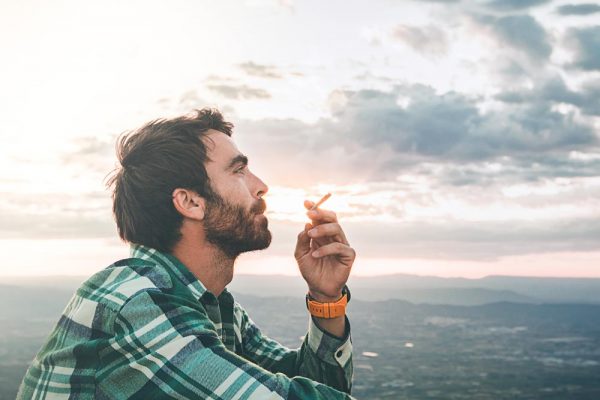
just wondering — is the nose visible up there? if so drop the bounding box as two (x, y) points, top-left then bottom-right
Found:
(254, 174), (269, 200)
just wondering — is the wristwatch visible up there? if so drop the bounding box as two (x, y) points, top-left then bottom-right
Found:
(305, 285), (351, 319)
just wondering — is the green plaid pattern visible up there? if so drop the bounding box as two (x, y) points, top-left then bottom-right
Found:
(17, 244), (354, 399)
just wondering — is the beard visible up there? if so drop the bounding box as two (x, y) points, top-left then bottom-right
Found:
(203, 192), (272, 258)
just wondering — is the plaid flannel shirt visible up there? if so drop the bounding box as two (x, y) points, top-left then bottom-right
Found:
(17, 244), (355, 399)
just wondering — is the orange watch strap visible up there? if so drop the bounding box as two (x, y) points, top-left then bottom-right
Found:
(306, 293), (348, 318)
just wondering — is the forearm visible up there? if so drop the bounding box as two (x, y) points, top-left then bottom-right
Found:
(303, 314), (353, 394)
(312, 314), (346, 338)
(241, 312), (354, 395)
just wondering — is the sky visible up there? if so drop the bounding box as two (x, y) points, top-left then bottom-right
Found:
(1, 0), (599, 278)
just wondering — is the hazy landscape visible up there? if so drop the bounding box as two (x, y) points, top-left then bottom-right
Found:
(1, 274), (600, 399)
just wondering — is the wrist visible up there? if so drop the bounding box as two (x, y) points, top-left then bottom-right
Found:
(307, 289), (342, 303)
(306, 285), (351, 320)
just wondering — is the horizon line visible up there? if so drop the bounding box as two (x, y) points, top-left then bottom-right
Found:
(1, 272), (600, 280)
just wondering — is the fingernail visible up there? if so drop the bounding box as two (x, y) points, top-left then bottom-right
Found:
(308, 229), (316, 237)
(312, 250), (320, 257)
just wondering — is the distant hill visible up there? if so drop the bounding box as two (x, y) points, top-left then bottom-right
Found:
(227, 274), (600, 305)
(2, 273), (600, 306)
(476, 275), (600, 304)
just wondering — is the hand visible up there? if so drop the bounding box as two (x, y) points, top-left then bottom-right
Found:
(294, 200), (356, 301)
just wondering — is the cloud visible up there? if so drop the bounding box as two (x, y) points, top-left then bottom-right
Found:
(235, 117), (399, 186)
(265, 215), (600, 261)
(331, 86), (479, 158)
(556, 3), (600, 15)
(477, 14), (552, 61)
(233, 82), (598, 190)
(567, 26), (600, 71)
(496, 76), (600, 116)
(391, 25), (448, 56)
(207, 84), (271, 100)
(62, 80), (599, 189)
(434, 155), (600, 188)
(483, 0), (552, 11)
(156, 90), (231, 116)
(0, 211), (114, 239)
(238, 61), (282, 79)
(328, 85), (596, 162)
(62, 135), (115, 174)
(0, 192), (114, 239)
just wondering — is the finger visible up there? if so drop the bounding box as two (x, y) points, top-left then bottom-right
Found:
(311, 238), (319, 252)
(312, 242), (356, 262)
(304, 200), (315, 210)
(306, 208), (338, 223)
(308, 222), (349, 245)
(294, 223), (313, 258)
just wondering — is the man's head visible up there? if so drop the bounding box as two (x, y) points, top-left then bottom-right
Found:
(106, 108), (271, 256)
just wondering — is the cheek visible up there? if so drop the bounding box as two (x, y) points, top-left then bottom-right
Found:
(220, 177), (253, 204)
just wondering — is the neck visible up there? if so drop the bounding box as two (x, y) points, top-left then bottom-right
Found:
(170, 233), (235, 297)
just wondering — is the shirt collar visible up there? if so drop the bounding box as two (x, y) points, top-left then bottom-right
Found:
(130, 243), (215, 301)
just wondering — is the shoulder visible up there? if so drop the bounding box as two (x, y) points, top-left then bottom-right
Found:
(49, 258), (174, 335)
(77, 257), (174, 312)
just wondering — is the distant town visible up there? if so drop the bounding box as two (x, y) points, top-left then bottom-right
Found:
(2, 274), (600, 399)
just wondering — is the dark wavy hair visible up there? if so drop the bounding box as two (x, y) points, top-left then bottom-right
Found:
(105, 108), (234, 253)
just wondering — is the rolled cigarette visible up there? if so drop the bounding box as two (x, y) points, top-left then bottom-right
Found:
(310, 193), (332, 210)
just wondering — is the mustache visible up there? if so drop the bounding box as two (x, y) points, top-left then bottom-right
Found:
(252, 199), (267, 214)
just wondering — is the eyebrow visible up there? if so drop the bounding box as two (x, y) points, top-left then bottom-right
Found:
(225, 154), (248, 171)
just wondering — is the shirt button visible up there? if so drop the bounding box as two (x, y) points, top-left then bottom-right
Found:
(336, 350), (343, 358)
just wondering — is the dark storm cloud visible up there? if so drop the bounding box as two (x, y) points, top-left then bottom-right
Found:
(207, 84), (271, 100)
(476, 14), (552, 61)
(238, 62), (283, 79)
(556, 3), (600, 15)
(567, 26), (600, 71)
(483, 0), (552, 11)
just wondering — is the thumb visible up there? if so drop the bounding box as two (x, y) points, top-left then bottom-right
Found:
(294, 223), (312, 259)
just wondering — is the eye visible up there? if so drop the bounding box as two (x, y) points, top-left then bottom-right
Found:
(234, 166), (246, 175)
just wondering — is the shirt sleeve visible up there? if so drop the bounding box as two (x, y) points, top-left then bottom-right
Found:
(97, 290), (356, 400)
(238, 304), (354, 394)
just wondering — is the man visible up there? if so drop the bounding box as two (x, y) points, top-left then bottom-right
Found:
(18, 109), (357, 399)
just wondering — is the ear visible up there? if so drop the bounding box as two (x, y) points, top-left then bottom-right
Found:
(172, 188), (206, 221)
